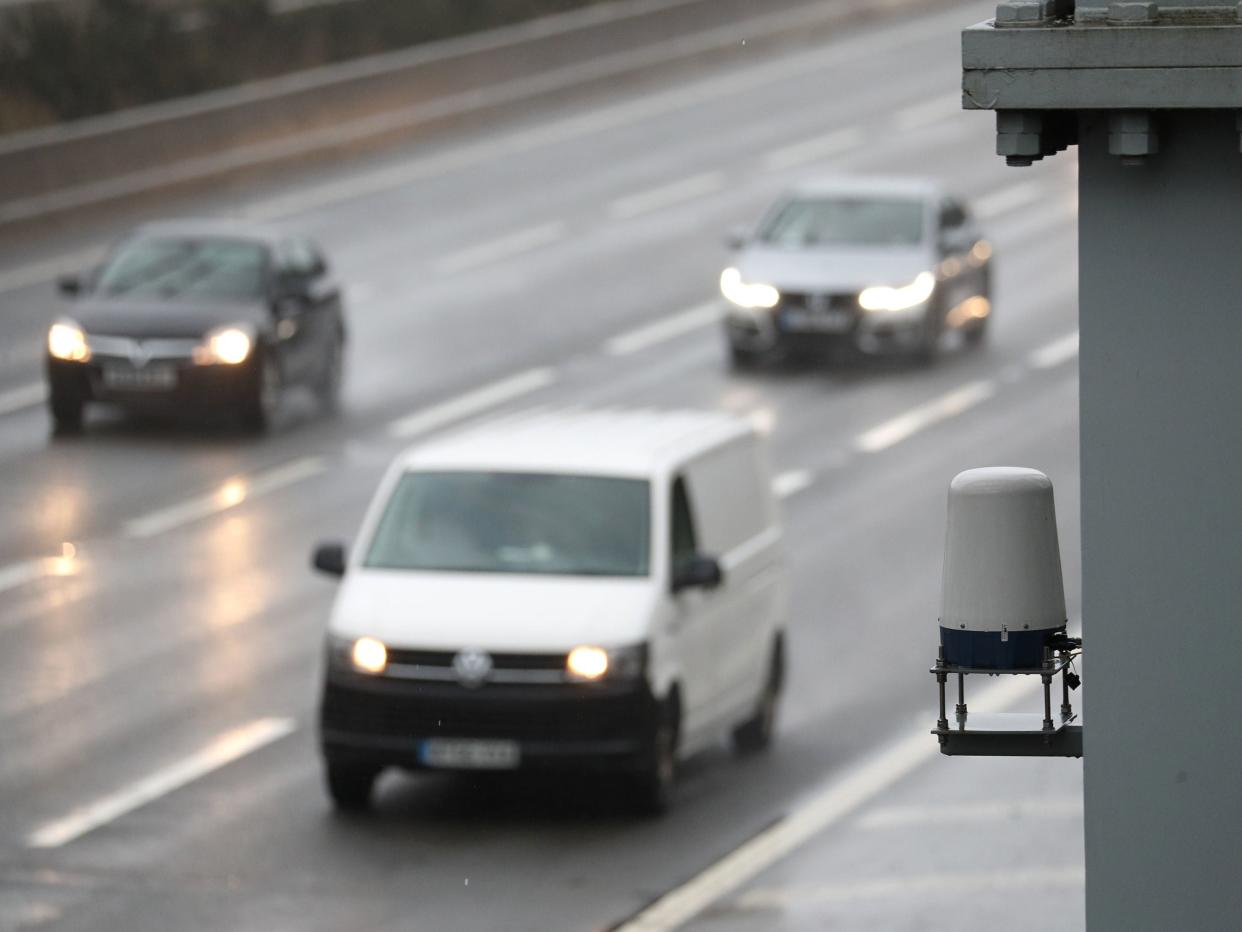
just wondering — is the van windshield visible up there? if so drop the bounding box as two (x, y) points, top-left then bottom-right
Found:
(364, 471), (651, 577)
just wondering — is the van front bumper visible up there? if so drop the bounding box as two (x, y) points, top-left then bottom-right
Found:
(319, 671), (658, 772)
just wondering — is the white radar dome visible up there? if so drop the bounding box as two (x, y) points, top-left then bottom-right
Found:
(940, 467), (1067, 669)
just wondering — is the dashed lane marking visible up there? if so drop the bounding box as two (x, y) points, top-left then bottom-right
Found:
(1029, 330), (1079, 370)
(123, 456), (327, 539)
(891, 92), (962, 132)
(760, 127), (865, 173)
(27, 717), (296, 848)
(432, 221), (566, 275)
(604, 302), (719, 357)
(854, 380), (997, 454)
(387, 367), (557, 440)
(973, 180), (1048, 221)
(772, 469), (813, 499)
(607, 172), (726, 220)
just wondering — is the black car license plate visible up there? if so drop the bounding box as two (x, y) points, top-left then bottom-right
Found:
(101, 364), (177, 391)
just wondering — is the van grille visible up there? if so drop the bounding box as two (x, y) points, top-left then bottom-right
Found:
(320, 679), (651, 743)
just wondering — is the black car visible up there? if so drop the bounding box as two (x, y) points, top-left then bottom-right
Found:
(46, 219), (346, 432)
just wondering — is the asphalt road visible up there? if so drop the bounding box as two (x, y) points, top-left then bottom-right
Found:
(0, 2), (1084, 929)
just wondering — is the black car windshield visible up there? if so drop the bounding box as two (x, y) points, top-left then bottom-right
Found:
(95, 236), (268, 301)
(365, 471), (651, 577)
(756, 196), (925, 248)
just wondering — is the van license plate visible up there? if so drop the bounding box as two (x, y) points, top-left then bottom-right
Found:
(419, 739), (520, 770)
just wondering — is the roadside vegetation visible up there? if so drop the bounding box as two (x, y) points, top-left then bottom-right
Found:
(0, 0), (612, 134)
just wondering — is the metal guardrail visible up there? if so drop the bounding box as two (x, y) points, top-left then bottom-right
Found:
(0, 0), (945, 230)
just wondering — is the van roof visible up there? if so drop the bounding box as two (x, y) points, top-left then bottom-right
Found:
(398, 408), (754, 478)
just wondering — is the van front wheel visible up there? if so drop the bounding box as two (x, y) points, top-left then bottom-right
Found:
(632, 697), (678, 815)
(325, 760), (379, 812)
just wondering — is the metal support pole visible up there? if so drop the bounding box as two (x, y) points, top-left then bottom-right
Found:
(1060, 657), (1073, 720)
(955, 672), (967, 720)
(935, 647), (949, 735)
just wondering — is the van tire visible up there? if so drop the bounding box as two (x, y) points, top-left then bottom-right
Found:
(325, 760), (379, 812)
(632, 696), (679, 816)
(733, 639), (784, 755)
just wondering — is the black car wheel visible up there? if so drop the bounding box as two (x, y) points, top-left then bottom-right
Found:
(325, 760), (379, 812)
(49, 389), (84, 435)
(632, 695), (679, 816)
(733, 639), (784, 755)
(241, 353), (282, 432)
(315, 333), (344, 413)
(963, 315), (990, 348)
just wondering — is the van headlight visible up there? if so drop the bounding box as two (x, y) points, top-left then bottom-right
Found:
(858, 271), (936, 312)
(566, 644), (646, 682)
(48, 319), (91, 362)
(328, 635), (388, 675)
(720, 267), (780, 310)
(194, 324), (254, 365)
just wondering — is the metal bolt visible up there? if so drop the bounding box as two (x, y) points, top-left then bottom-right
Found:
(1109, 111), (1158, 164)
(996, 0), (1056, 25)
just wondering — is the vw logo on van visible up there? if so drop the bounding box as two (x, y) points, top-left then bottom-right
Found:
(452, 648), (493, 688)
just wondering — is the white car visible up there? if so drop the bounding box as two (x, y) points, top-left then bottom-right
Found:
(721, 177), (993, 367)
(311, 409), (788, 813)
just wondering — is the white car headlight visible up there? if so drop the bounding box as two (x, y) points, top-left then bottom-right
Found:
(194, 325), (254, 365)
(858, 271), (936, 312)
(48, 319), (91, 362)
(720, 267), (780, 310)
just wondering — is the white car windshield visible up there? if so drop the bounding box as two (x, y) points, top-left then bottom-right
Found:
(364, 471), (651, 577)
(756, 196), (925, 248)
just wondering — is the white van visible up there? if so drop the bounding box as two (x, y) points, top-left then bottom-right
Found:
(311, 409), (788, 813)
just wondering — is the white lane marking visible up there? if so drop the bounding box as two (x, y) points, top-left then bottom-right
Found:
(735, 867), (1084, 910)
(760, 126), (864, 172)
(604, 302), (719, 356)
(0, 381), (46, 417)
(0, 547), (81, 597)
(973, 180), (1048, 221)
(892, 92), (962, 131)
(0, 560), (46, 596)
(0, 246), (104, 297)
(432, 222), (566, 275)
(607, 172), (726, 220)
(1029, 330), (1079, 370)
(123, 455), (327, 539)
(387, 367), (556, 439)
(615, 675), (1037, 932)
(772, 469), (813, 499)
(857, 797), (1082, 830)
(27, 717), (296, 848)
(854, 380), (997, 454)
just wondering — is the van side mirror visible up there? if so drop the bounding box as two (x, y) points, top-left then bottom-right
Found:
(312, 541), (347, 577)
(673, 554), (723, 593)
(57, 274), (82, 297)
